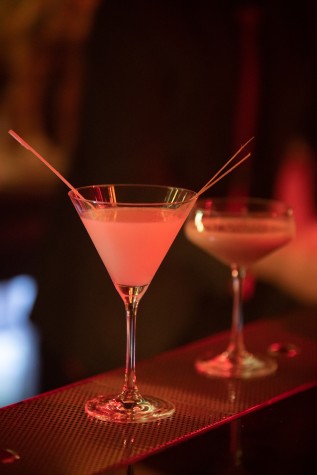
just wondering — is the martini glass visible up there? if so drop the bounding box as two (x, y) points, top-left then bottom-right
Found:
(185, 197), (295, 379)
(69, 184), (197, 422)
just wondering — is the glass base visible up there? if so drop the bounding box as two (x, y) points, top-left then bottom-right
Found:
(195, 350), (278, 379)
(85, 394), (175, 423)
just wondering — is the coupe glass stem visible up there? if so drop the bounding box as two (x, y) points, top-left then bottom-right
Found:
(227, 265), (247, 362)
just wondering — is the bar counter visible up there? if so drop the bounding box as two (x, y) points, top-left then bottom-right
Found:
(1, 311), (317, 474)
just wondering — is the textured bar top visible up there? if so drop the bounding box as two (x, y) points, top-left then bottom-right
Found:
(1, 311), (317, 474)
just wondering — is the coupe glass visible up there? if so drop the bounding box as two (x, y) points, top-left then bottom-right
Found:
(69, 184), (197, 422)
(185, 197), (295, 379)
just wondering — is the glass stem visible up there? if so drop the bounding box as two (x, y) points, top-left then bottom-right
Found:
(119, 285), (147, 405)
(124, 297), (138, 395)
(227, 265), (247, 360)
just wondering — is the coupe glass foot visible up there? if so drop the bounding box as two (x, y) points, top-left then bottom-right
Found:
(85, 394), (175, 423)
(195, 350), (277, 379)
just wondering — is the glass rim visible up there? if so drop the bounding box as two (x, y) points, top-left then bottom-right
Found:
(194, 196), (293, 210)
(68, 183), (198, 206)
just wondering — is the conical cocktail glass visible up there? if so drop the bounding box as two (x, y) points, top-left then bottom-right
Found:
(69, 184), (197, 422)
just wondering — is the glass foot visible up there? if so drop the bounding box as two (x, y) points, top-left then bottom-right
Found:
(195, 350), (278, 379)
(85, 394), (175, 423)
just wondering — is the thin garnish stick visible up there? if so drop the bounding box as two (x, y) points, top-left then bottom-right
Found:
(109, 185), (117, 204)
(8, 129), (90, 204)
(9, 129), (251, 202)
(197, 137), (253, 196)
(197, 152), (251, 196)
(203, 137), (253, 188)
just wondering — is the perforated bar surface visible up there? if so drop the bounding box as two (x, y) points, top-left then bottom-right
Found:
(1, 312), (317, 474)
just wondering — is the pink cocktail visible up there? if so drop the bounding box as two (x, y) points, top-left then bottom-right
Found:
(185, 197), (295, 379)
(82, 206), (187, 291)
(70, 184), (197, 422)
(185, 215), (294, 268)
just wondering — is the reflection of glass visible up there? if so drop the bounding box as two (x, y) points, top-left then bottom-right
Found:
(185, 197), (295, 379)
(69, 184), (197, 422)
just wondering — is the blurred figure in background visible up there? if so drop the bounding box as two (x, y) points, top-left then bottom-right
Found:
(0, 0), (99, 281)
(23, 0), (317, 392)
(0, 0), (99, 190)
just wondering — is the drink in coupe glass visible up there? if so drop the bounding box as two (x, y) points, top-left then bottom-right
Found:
(69, 184), (197, 423)
(185, 197), (295, 379)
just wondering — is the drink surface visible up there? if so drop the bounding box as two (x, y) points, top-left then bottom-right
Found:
(81, 206), (187, 286)
(185, 216), (294, 267)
